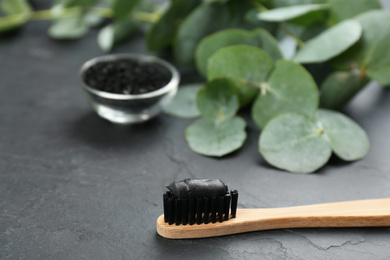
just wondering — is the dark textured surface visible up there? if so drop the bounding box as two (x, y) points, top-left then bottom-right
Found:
(1, 3), (390, 260)
(83, 59), (171, 95)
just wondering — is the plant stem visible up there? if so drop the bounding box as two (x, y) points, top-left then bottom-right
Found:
(20, 7), (158, 23)
(90, 7), (114, 18)
(30, 10), (55, 20)
(281, 23), (305, 48)
(134, 11), (160, 23)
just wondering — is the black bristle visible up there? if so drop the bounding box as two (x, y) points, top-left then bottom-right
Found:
(163, 179), (239, 226)
(189, 198), (195, 225)
(175, 199), (182, 225)
(224, 194), (231, 220)
(182, 199), (189, 225)
(203, 197), (210, 224)
(196, 198), (204, 225)
(218, 196), (224, 223)
(163, 192), (169, 223)
(168, 197), (174, 225)
(211, 197), (217, 223)
(231, 190), (238, 218)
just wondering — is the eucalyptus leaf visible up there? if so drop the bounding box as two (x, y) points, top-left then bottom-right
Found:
(48, 14), (88, 39)
(258, 4), (329, 22)
(84, 11), (104, 27)
(252, 60), (318, 129)
(174, 2), (230, 65)
(97, 19), (137, 51)
(197, 78), (239, 121)
(259, 113), (331, 173)
(50, 0), (97, 18)
(256, 29), (284, 61)
(0, 13), (28, 33)
(365, 33), (390, 86)
(208, 45), (274, 106)
(294, 19), (362, 64)
(320, 71), (368, 110)
(0, 0), (31, 33)
(163, 83), (202, 119)
(0, 0), (31, 14)
(273, 0), (326, 7)
(112, 0), (141, 20)
(195, 28), (282, 76)
(317, 109), (370, 161)
(146, 0), (200, 52)
(287, 7), (327, 27)
(328, 0), (381, 22)
(278, 35), (297, 59)
(186, 117), (247, 157)
(333, 10), (390, 85)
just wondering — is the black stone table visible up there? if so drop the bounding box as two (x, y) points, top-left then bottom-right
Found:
(1, 3), (390, 260)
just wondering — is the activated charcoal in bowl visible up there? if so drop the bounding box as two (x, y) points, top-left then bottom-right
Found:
(83, 59), (172, 95)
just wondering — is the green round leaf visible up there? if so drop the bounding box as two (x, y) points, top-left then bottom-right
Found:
(273, 0), (326, 7)
(252, 60), (319, 129)
(317, 109), (370, 161)
(97, 24), (114, 51)
(48, 15), (88, 39)
(196, 29), (255, 77)
(255, 29), (284, 62)
(0, 0), (31, 15)
(186, 117), (247, 157)
(197, 78), (239, 121)
(173, 2), (230, 65)
(0, 13), (28, 33)
(146, 0), (200, 52)
(365, 33), (390, 86)
(97, 19), (136, 51)
(328, 0), (381, 22)
(259, 113), (331, 174)
(320, 71), (368, 110)
(208, 45), (274, 106)
(294, 20), (362, 64)
(195, 28), (282, 76)
(163, 83), (202, 119)
(333, 10), (390, 85)
(84, 11), (104, 27)
(278, 35), (298, 59)
(258, 4), (329, 22)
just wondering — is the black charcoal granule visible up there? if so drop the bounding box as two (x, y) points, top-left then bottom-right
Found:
(83, 59), (172, 95)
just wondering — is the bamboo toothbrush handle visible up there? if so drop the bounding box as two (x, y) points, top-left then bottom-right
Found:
(157, 198), (390, 239)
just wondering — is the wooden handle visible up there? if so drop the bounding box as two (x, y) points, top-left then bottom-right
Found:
(157, 198), (390, 239)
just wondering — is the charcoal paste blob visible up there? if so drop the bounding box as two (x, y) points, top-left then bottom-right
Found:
(83, 58), (171, 95)
(166, 179), (228, 199)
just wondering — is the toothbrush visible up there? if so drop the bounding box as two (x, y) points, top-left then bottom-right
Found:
(156, 179), (390, 239)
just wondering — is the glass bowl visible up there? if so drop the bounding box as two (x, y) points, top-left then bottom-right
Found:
(79, 53), (180, 124)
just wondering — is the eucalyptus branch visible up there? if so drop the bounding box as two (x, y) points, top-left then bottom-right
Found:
(4, 7), (159, 23)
